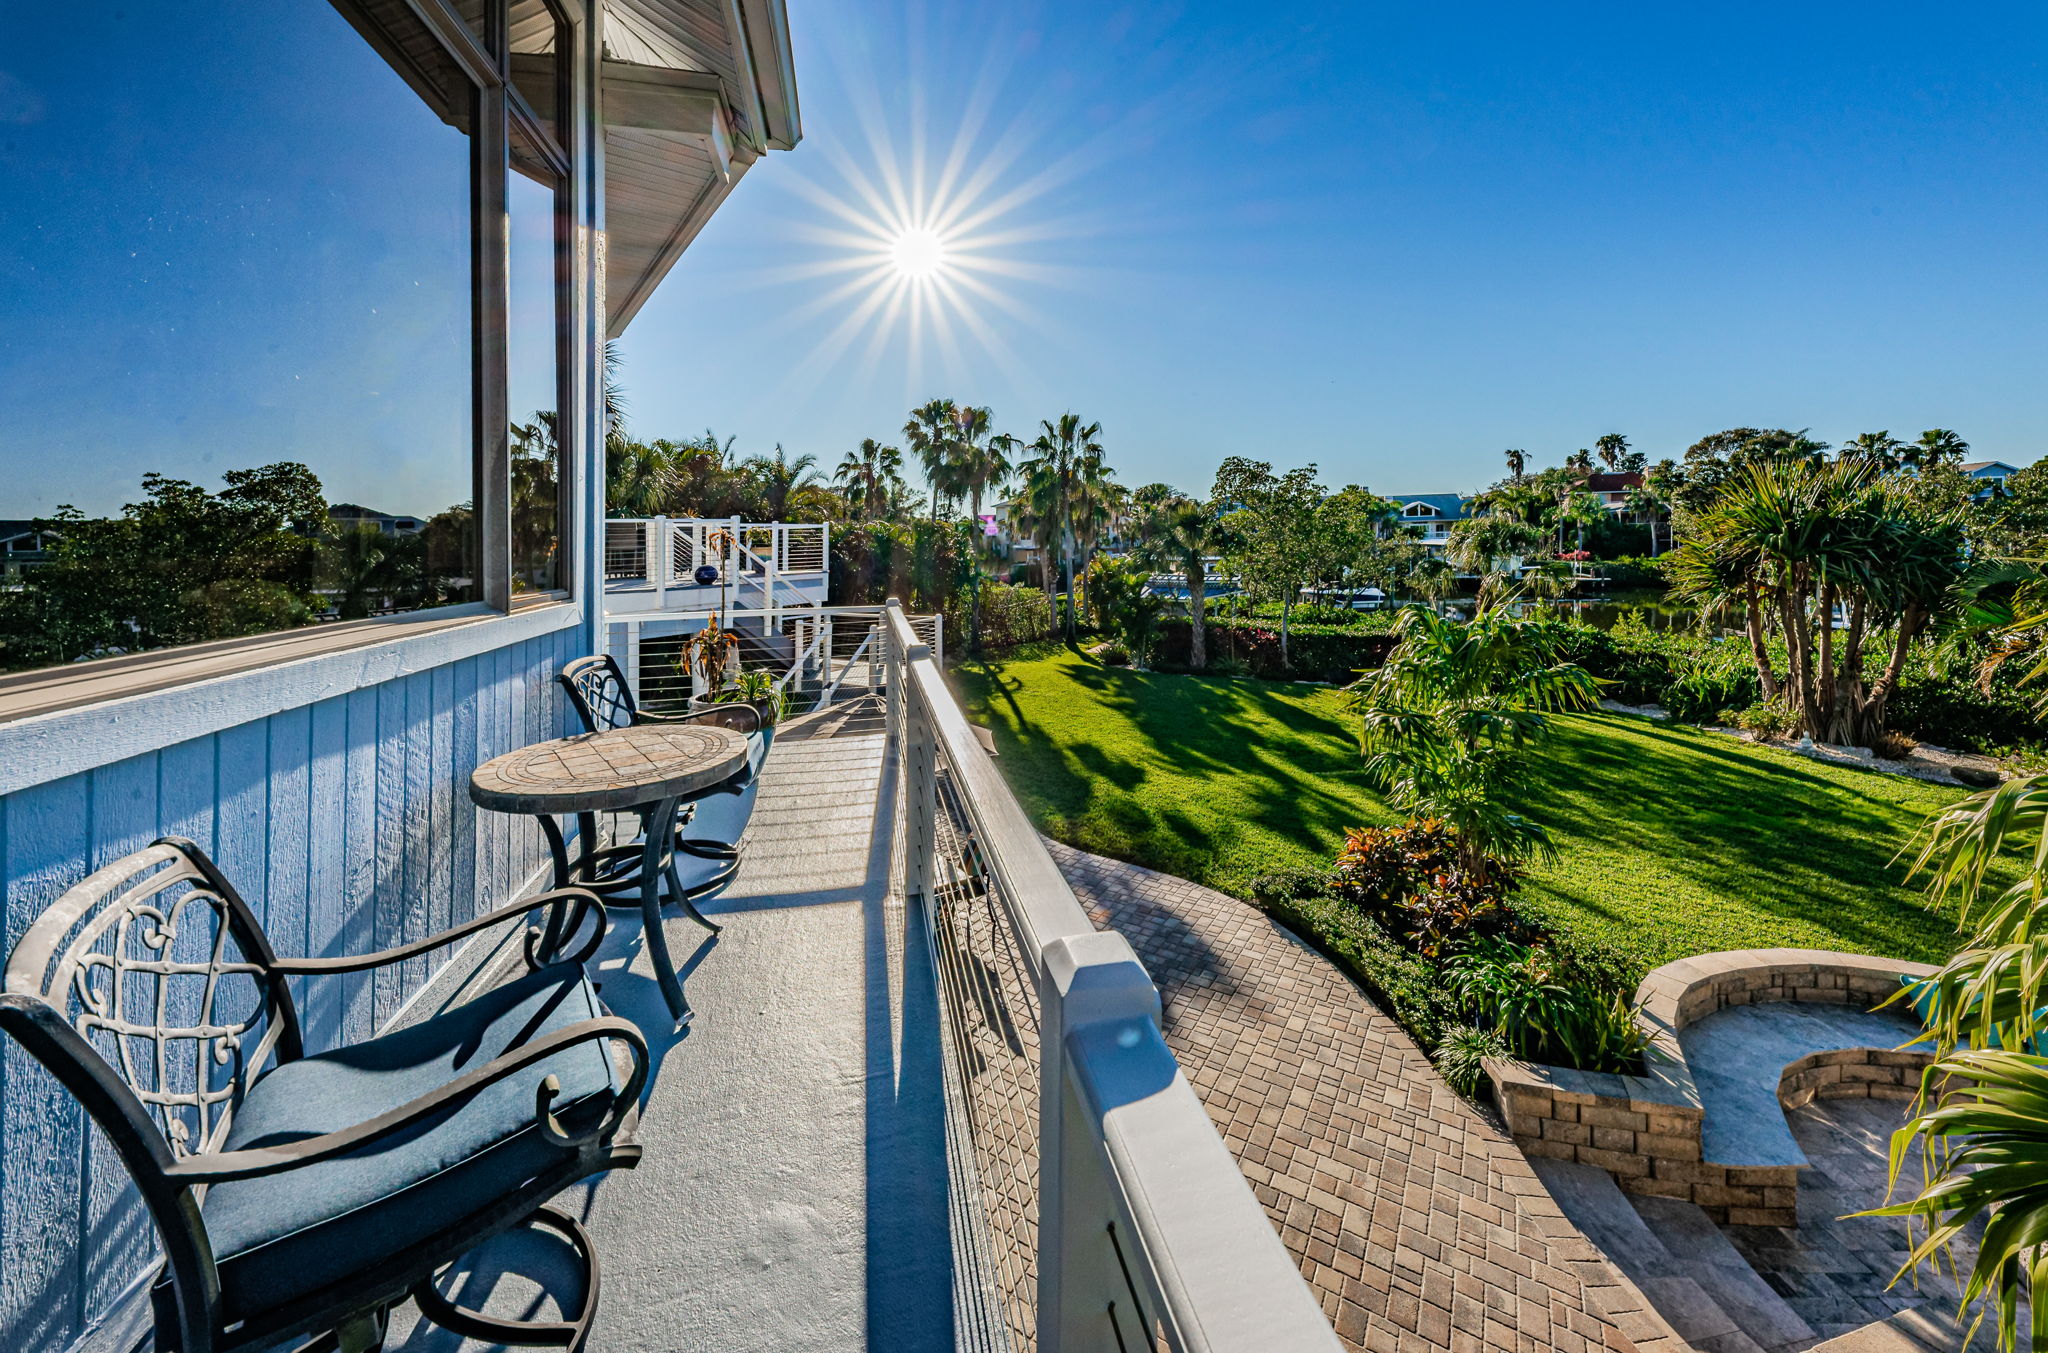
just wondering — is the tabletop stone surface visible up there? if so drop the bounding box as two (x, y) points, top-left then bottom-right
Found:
(470, 723), (748, 813)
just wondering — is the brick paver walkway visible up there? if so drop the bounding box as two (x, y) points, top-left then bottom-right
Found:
(1049, 842), (1680, 1353)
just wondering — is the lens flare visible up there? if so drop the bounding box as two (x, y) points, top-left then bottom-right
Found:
(888, 227), (950, 279)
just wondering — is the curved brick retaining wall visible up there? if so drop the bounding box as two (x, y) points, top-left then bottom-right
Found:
(1485, 949), (1938, 1226)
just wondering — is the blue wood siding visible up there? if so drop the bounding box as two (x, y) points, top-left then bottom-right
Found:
(0, 623), (581, 1351)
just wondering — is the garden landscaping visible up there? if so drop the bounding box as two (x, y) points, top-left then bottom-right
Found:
(952, 646), (1967, 983)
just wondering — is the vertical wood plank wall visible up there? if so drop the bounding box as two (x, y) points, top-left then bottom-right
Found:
(0, 624), (581, 1351)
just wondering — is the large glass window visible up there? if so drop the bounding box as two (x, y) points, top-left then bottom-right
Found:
(508, 141), (564, 592)
(0, 3), (480, 672)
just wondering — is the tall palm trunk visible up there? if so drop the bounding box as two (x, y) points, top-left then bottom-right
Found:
(1186, 556), (1207, 670)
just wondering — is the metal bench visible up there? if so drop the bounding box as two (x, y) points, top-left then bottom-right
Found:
(0, 838), (645, 1353)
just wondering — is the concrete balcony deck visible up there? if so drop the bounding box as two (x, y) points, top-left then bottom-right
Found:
(388, 699), (951, 1352)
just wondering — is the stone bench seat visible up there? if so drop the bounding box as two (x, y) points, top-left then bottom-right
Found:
(1680, 1001), (1927, 1171)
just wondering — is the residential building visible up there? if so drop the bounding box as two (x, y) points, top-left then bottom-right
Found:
(0, 520), (61, 582)
(1385, 492), (1470, 549)
(327, 503), (426, 535)
(1959, 459), (2022, 500)
(1582, 471), (1644, 512)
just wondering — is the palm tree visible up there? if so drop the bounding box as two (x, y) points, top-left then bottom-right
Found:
(833, 439), (903, 522)
(1842, 430), (1905, 473)
(1004, 477), (1058, 616)
(607, 437), (671, 517)
(1564, 448), (1594, 476)
(1020, 413), (1109, 640)
(1135, 494), (1222, 670)
(1595, 433), (1629, 471)
(743, 445), (821, 520)
(1504, 448), (1528, 485)
(904, 398), (962, 520)
(951, 407), (1013, 522)
(1348, 601), (1599, 882)
(1667, 457), (1966, 745)
(1408, 554), (1459, 616)
(1911, 428), (1970, 471)
(1447, 511), (1544, 596)
(1623, 479), (1671, 555)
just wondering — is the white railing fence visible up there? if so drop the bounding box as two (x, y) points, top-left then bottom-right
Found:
(610, 604), (936, 718)
(881, 599), (1340, 1353)
(602, 518), (831, 589)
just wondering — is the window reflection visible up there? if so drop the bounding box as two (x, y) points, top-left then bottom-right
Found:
(509, 0), (568, 139)
(508, 152), (562, 592)
(0, 2), (477, 672)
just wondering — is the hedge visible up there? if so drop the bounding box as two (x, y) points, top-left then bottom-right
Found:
(1153, 616), (1397, 683)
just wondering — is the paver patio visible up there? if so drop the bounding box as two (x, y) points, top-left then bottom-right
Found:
(1049, 842), (1680, 1353)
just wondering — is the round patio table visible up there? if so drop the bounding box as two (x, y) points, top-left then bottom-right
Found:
(471, 723), (749, 1023)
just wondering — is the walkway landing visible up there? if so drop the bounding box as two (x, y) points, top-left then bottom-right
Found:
(1049, 843), (1677, 1353)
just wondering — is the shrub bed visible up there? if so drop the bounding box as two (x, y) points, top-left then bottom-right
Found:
(1153, 615), (1397, 682)
(1249, 821), (1645, 1094)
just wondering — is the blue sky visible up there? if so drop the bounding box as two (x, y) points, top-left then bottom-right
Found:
(618, 0), (2048, 497)
(0, 4), (478, 520)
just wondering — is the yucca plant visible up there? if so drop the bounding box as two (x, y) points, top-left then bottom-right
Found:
(1861, 1050), (2048, 1352)
(1876, 776), (2048, 1347)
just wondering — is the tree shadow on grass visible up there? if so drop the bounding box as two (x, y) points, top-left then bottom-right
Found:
(1510, 713), (1962, 967)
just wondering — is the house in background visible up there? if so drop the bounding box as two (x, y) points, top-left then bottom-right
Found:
(327, 503), (425, 535)
(1582, 470), (1644, 513)
(0, 521), (61, 582)
(1959, 459), (2022, 500)
(1386, 492), (1471, 550)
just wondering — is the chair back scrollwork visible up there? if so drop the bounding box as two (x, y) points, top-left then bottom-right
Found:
(3, 839), (303, 1161)
(560, 654), (638, 734)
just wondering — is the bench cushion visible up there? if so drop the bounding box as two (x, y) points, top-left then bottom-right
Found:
(200, 962), (616, 1322)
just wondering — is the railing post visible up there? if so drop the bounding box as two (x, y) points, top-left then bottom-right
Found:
(625, 620), (643, 702)
(905, 692), (936, 903)
(1036, 932), (1164, 1353)
(888, 599), (937, 902)
(822, 616), (836, 706)
(650, 516), (669, 607)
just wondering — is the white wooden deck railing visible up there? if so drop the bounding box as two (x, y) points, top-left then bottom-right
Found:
(881, 599), (1341, 1353)
(603, 517), (829, 586)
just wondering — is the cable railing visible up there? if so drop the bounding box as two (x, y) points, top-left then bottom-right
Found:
(880, 600), (1341, 1353)
(601, 518), (831, 588)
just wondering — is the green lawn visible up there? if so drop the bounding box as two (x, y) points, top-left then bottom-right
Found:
(952, 648), (1970, 978)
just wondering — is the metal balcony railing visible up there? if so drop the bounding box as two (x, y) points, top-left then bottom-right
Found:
(880, 600), (1341, 1353)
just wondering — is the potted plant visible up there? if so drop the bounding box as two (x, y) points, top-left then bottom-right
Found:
(690, 666), (782, 727)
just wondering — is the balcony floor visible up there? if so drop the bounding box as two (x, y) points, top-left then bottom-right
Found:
(387, 699), (954, 1353)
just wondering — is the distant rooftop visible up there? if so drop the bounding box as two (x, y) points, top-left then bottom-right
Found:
(1387, 492), (1469, 520)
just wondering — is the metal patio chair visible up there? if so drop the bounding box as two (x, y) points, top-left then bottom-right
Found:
(558, 654), (775, 917)
(0, 837), (646, 1353)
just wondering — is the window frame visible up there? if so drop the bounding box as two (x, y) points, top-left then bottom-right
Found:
(0, 0), (592, 725)
(504, 0), (577, 601)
